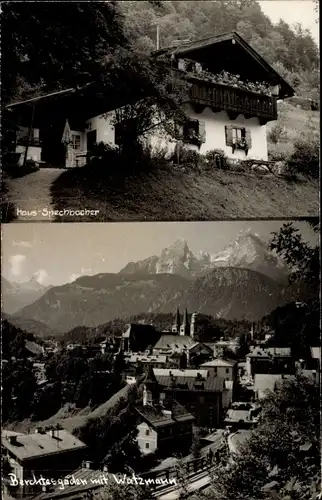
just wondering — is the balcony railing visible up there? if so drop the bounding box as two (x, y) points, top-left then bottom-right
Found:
(189, 78), (277, 121)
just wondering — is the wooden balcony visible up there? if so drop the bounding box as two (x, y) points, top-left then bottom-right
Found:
(189, 78), (277, 123)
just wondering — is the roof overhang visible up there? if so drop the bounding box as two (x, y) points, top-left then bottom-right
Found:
(153, 31), (294, 99)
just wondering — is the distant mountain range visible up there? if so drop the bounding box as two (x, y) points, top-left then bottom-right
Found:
(15, 268), (292, 333)
(4, 231), (293, 335)
(120, 231), (288, 283)
(2, 276), (52, 315)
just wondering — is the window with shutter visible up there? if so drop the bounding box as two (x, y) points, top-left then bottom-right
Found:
(225, 125), (233, 146)
(245, 128), (252, 149)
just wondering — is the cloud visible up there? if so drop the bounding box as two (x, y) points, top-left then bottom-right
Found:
(33, 269), (49, 285)
(69, 273), (81, 283)
(9, 254), (27, 277)
(81, 268), (92, 275)
(12, 240), (33, 248)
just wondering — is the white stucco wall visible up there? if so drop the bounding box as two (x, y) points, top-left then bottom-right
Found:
(85, 113), (115, 147)
(16, 145), (42, 165)
(137, 422), (158, 454)
(183, 104), (268, 160)
(85, 104), (268, 161)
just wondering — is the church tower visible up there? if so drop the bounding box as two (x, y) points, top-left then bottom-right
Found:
(180, 308), (190, 336)
(172, 307), (181, 333)
(190, 312), (197, 340)
(142, 365), (159, 406)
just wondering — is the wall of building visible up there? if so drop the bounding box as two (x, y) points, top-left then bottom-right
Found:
(85, 113), (115, 147)
(16, 145), (42, 165)
(137, 422), (158, 454)
(183, 105), (268, 161)
(85, 104), (268, 161)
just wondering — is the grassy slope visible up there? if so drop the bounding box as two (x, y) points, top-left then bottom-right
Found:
(51, 164), (318, 221)
(6, 384), (132, 434)
(50, 102), (319, 221)
(267, 101), (320, 159)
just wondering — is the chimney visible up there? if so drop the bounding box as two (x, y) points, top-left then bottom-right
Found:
(50, 429), (55, 438)
(42, 485), (49, 493)
(8, 435), (18, 446)
(85, 461), (92, 469)
(103, 465), (108, 472)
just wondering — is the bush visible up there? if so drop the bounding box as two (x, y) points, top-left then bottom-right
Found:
(268, 122), (287, 144)
(170, 146), (202, 168)
(204, 149), (229, 169)
(88, 142), (119, 168)
(288, 138), (319, 179)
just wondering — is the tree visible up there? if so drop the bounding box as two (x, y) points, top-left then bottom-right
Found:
(209, 374), (320, 500)
(95, 480), (151, 500)
(1, 1), (128, 105)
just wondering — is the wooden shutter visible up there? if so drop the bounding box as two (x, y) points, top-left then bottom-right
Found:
(199, 120), (206, 143)
(245, 128), (252, 149)
(225, 125), (233, 146)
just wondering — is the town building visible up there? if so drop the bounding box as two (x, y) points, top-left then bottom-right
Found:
(246, 346), (294, 379)
(2, 428), (87, 498)
(154, 372), (231, 428)
(200, 358), (237, 382)
(7, 31), (294, 168)
(121, 324), (161, 353)
(134, 366), (194, 456)
(253, 373), (293, 400)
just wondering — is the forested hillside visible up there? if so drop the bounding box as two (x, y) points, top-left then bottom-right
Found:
(119, 0), (319, 99)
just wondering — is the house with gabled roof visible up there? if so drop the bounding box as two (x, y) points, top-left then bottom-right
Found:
(2, 428), (86, 498)
(200, 358), (238, 382)
(134, 366), (194, 456)
(6, 31), (294, 168)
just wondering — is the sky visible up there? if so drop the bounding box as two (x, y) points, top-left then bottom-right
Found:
(259, 0), (319, 44)
(2, 220), (317, 286)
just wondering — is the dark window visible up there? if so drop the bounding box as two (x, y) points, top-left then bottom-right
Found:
(87, 130), (97, 152)
(183, 119), (206, 145)
(226, 368), (230, 374)
(145, 442), (150, 449)
(145, 429), (150, 436)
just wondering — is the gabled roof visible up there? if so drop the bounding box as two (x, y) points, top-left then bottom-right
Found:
(153, 31), (294, 98)
(153, 368), (209, 378)
(247, 347), (270, 358)
(153, 334), (194, 351)
(156, 374), (224, 392)
(122, 323), (157, 338)
(135, 401), (194, 428)
(200, 358), (237, 368)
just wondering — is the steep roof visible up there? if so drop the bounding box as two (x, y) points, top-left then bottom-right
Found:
(153, 368), (209, 378)
(153, 31), (294, 98)
(143, 364), (159, 385)
(1, 429), (86, 462)
(247, 347), (270, 358)
(156, 375), (225, 392)
(153, 334), (194, 351)
(135, 401), (194, 428)
(200, 358), (237, 368)
(122, 323), (157, 338)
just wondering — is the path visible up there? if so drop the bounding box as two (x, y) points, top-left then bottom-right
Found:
(6, 168), (63, 222)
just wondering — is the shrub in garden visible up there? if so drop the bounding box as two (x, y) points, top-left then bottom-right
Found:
(288, 137), (319, 179)
(204, 149), (229, 169)
(268, 122), (287, 144)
